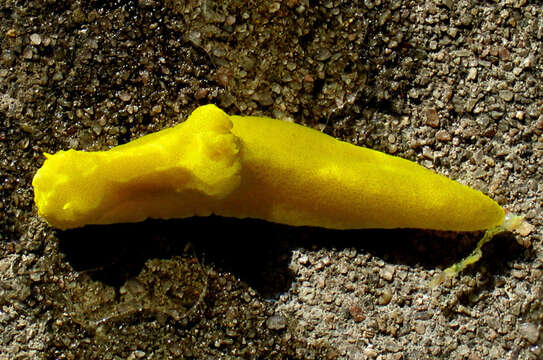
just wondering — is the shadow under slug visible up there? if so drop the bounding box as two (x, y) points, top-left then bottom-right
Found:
(51, 216), (529, 333)
(57, 216), (526, 296)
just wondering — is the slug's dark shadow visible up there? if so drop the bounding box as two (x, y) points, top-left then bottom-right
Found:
(58, 216), (300, 298)
(57, 217), (527, 298)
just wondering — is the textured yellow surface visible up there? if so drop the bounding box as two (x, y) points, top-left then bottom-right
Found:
(32, 104), (504, 231)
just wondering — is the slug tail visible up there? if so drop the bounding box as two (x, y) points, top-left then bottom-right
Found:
(430, 213), (525, 288)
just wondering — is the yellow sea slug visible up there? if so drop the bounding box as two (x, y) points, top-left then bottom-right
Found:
(33, 104), (505, 232)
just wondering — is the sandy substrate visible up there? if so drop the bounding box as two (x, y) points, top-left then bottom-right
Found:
(0, 0), (542, 359)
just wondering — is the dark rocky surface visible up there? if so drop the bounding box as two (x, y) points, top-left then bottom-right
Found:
(1, 0), (542, 359)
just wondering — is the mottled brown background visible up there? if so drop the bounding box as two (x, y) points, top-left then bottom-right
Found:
(0, 0), (541, 359)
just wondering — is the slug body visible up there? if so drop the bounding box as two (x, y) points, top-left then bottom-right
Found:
(32, 104), (504, 231)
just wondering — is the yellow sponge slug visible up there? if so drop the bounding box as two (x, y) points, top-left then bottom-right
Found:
(32, 104), (504, 231)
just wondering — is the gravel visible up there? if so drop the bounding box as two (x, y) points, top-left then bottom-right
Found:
(1, 0), (542, 359)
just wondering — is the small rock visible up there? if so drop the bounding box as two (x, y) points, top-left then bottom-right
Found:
(266, 314), (287, 330)
(522, 54), (536, 69)
(321, 256), (331, 266)
(442, 0), (453, 9)
(498, 47), (510, 61)
(186, 31), (201, 47)
(22, 46), (33, 59)
(315, 48), (332, 61)
(378, 289), (392, 305)
(380, 265), (395, 282)
(452, 95), (465, 113)
(269, 2), (280, 13)
(424, 108), (439, 127)
(384, 341), (400, 352)
(364, 348), (378, 358)
(408, 88), (419, 99)
(303, 74), (314, 83)
(225, 15), (236, 26)
(92, 124), (102, 135)
(194, 88), (208, 100)
(460, 13), (473, 26)
(252, 90), (274, 106)
(519, 322), (540, 344)
(511, 269), (526, 279)
(30, 33), (42, 45)
(20, 123), (34, 133)
(499, 90), (514, 102)
(150, 105), (162, 115)
(422, 146), (434, 160)
(489, 111), (503, 120)
(298, 255), (309, 265)
(216, 66), (232, 87)
(414, 322), (425, 334)
(466, 68), (477, 81)
(119, 92), (131, 102)
(138, 0), (156, 7)
(436, 130), (452, 142)
(517, 221), (535, 236)
(349, 304), (365, 322)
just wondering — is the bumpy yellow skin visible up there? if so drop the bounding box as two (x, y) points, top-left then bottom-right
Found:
(32, 104), (504, 231)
